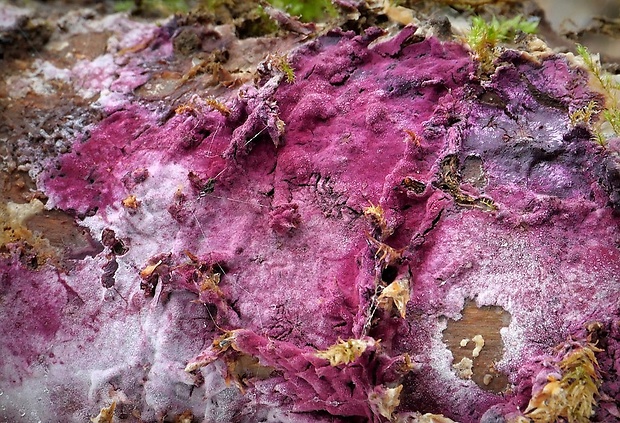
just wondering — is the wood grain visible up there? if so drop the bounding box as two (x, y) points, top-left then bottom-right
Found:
(443, 301), (512, 393)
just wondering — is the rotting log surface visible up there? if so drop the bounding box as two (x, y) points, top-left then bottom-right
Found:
(1, 2), (620, 423)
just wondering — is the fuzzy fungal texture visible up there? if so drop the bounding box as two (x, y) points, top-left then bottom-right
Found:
(1, 6), (620, 423)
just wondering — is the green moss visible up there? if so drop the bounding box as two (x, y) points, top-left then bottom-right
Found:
(112, 0), (135, 12)
(466, 15), (538, 74)
(273, 54), (295, 83)
(575, 44), (620, 146)
(575, 44), (616, 92)
(235, 5), (280, 38)
(112, 0), (191, 16)
(603, 108), (620, 136)
(113, 0), (332, 28)
(525, 345), (602, 423)
(267, 0), (337, 22)
(469, 15), (538, 44)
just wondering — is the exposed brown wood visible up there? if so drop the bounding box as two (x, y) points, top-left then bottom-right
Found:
(443, 301), (512, 393)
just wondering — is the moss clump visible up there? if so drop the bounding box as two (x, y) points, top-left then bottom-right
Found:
(267, 0), (337, 22)
(113, 0), (191, 16)
(268, 53), (296, 83)
(466, 15), (538, 74)
(525, 344), (602, 423)
(575, 44), (620, 146)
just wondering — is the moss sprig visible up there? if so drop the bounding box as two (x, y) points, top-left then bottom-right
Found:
(525, 344), (602, 423)
(575, 44), (620, 146)
(466, 15), (538, 74)
(569, 100), (599, 127)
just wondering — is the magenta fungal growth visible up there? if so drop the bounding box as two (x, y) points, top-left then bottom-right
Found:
(1, 5), (620, 423)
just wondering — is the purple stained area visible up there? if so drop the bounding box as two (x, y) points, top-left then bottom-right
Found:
(1, 20), (620, 423)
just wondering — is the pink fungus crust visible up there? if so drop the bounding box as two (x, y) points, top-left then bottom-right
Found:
(1, 9), (620, 423)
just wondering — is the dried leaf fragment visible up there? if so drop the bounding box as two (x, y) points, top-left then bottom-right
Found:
(200, 272), (222, 296)
(175, 410), (193, 423)
(91, 402), (116, 423)
(122, 194), (140, 209)
(369, 384), (403, 420)
(139, 260), (162, 279)
(224, 353), (275, 392)
(366, 235), (404, 266)
(364, 203), (392, 239)
(213, 331), (239, 352)
(315, 338), (375, 366)
(184, 331), (240, 372)
(378, 277), (410, 318)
